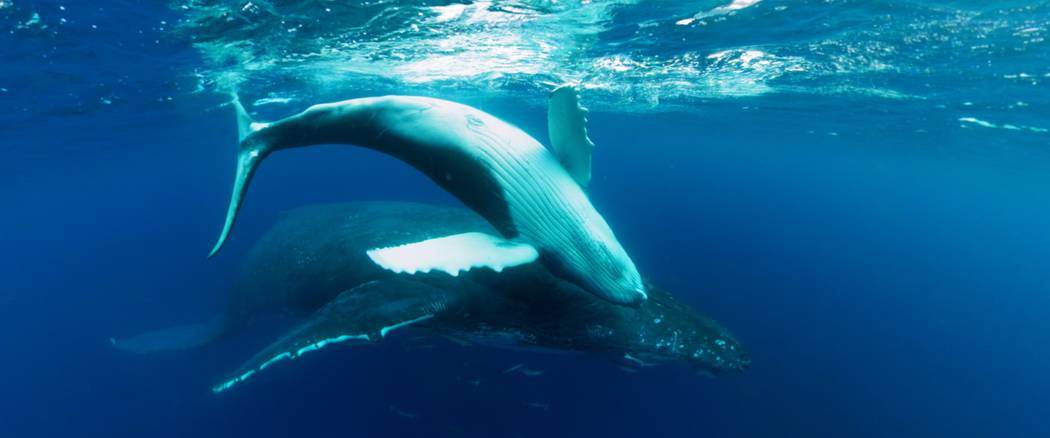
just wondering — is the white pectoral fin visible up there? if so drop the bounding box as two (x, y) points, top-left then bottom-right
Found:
(366, 232), (539, 277)
(548, 84), (595, 188)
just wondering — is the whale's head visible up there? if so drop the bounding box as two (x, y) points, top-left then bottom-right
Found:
(583, 256), (647, 307)
(622, 284), (750, 375)
(557, 219), (648, 307)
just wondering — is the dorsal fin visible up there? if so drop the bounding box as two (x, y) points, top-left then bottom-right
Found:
(547, 84), (595, 188)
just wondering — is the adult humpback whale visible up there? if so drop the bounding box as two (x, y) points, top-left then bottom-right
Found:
(117, 202), (749, 392)
(210, 87), (647, 306)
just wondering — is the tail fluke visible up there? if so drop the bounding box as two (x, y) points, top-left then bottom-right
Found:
(111, 315), (227, 354)
(209, 93), (270, 258)
(232, 92), (254, 142)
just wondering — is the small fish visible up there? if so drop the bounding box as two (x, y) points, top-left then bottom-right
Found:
(519, 368), (545, 377)
(524, 402), (550, 410)
(503, 363), (545, 376)
(623, 353), (653, 367)
(617, 365), (639, 374)
(443, 335), (473, 347)
(389, 406), (419, 421)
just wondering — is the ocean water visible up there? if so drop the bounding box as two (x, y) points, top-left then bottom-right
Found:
(2, 0), (1049, 437)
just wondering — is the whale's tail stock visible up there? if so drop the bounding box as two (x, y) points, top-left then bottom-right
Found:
(115, 94), (261, 351)
(208, 93), (272, 258)
(111, 314), (227, 354)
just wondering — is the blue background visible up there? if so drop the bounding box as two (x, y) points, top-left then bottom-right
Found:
(2, 1), (1049, 437)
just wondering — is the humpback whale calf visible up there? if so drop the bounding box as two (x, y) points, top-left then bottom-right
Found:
(117, 202), (749, 392)
(210, 87), (647, 306)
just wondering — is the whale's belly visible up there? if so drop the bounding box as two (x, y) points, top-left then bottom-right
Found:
(378, 96), (640, 304)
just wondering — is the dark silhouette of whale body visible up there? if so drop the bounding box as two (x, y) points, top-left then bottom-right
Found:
(115, 202), (748, 392)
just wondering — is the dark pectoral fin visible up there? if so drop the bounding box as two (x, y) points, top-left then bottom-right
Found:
(213, 279), (453, 393)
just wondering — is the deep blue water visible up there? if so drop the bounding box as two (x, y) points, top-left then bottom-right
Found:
(3, 1), (1050, 437)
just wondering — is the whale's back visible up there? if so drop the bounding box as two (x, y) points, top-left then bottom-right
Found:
(226, 202), (494, 319)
